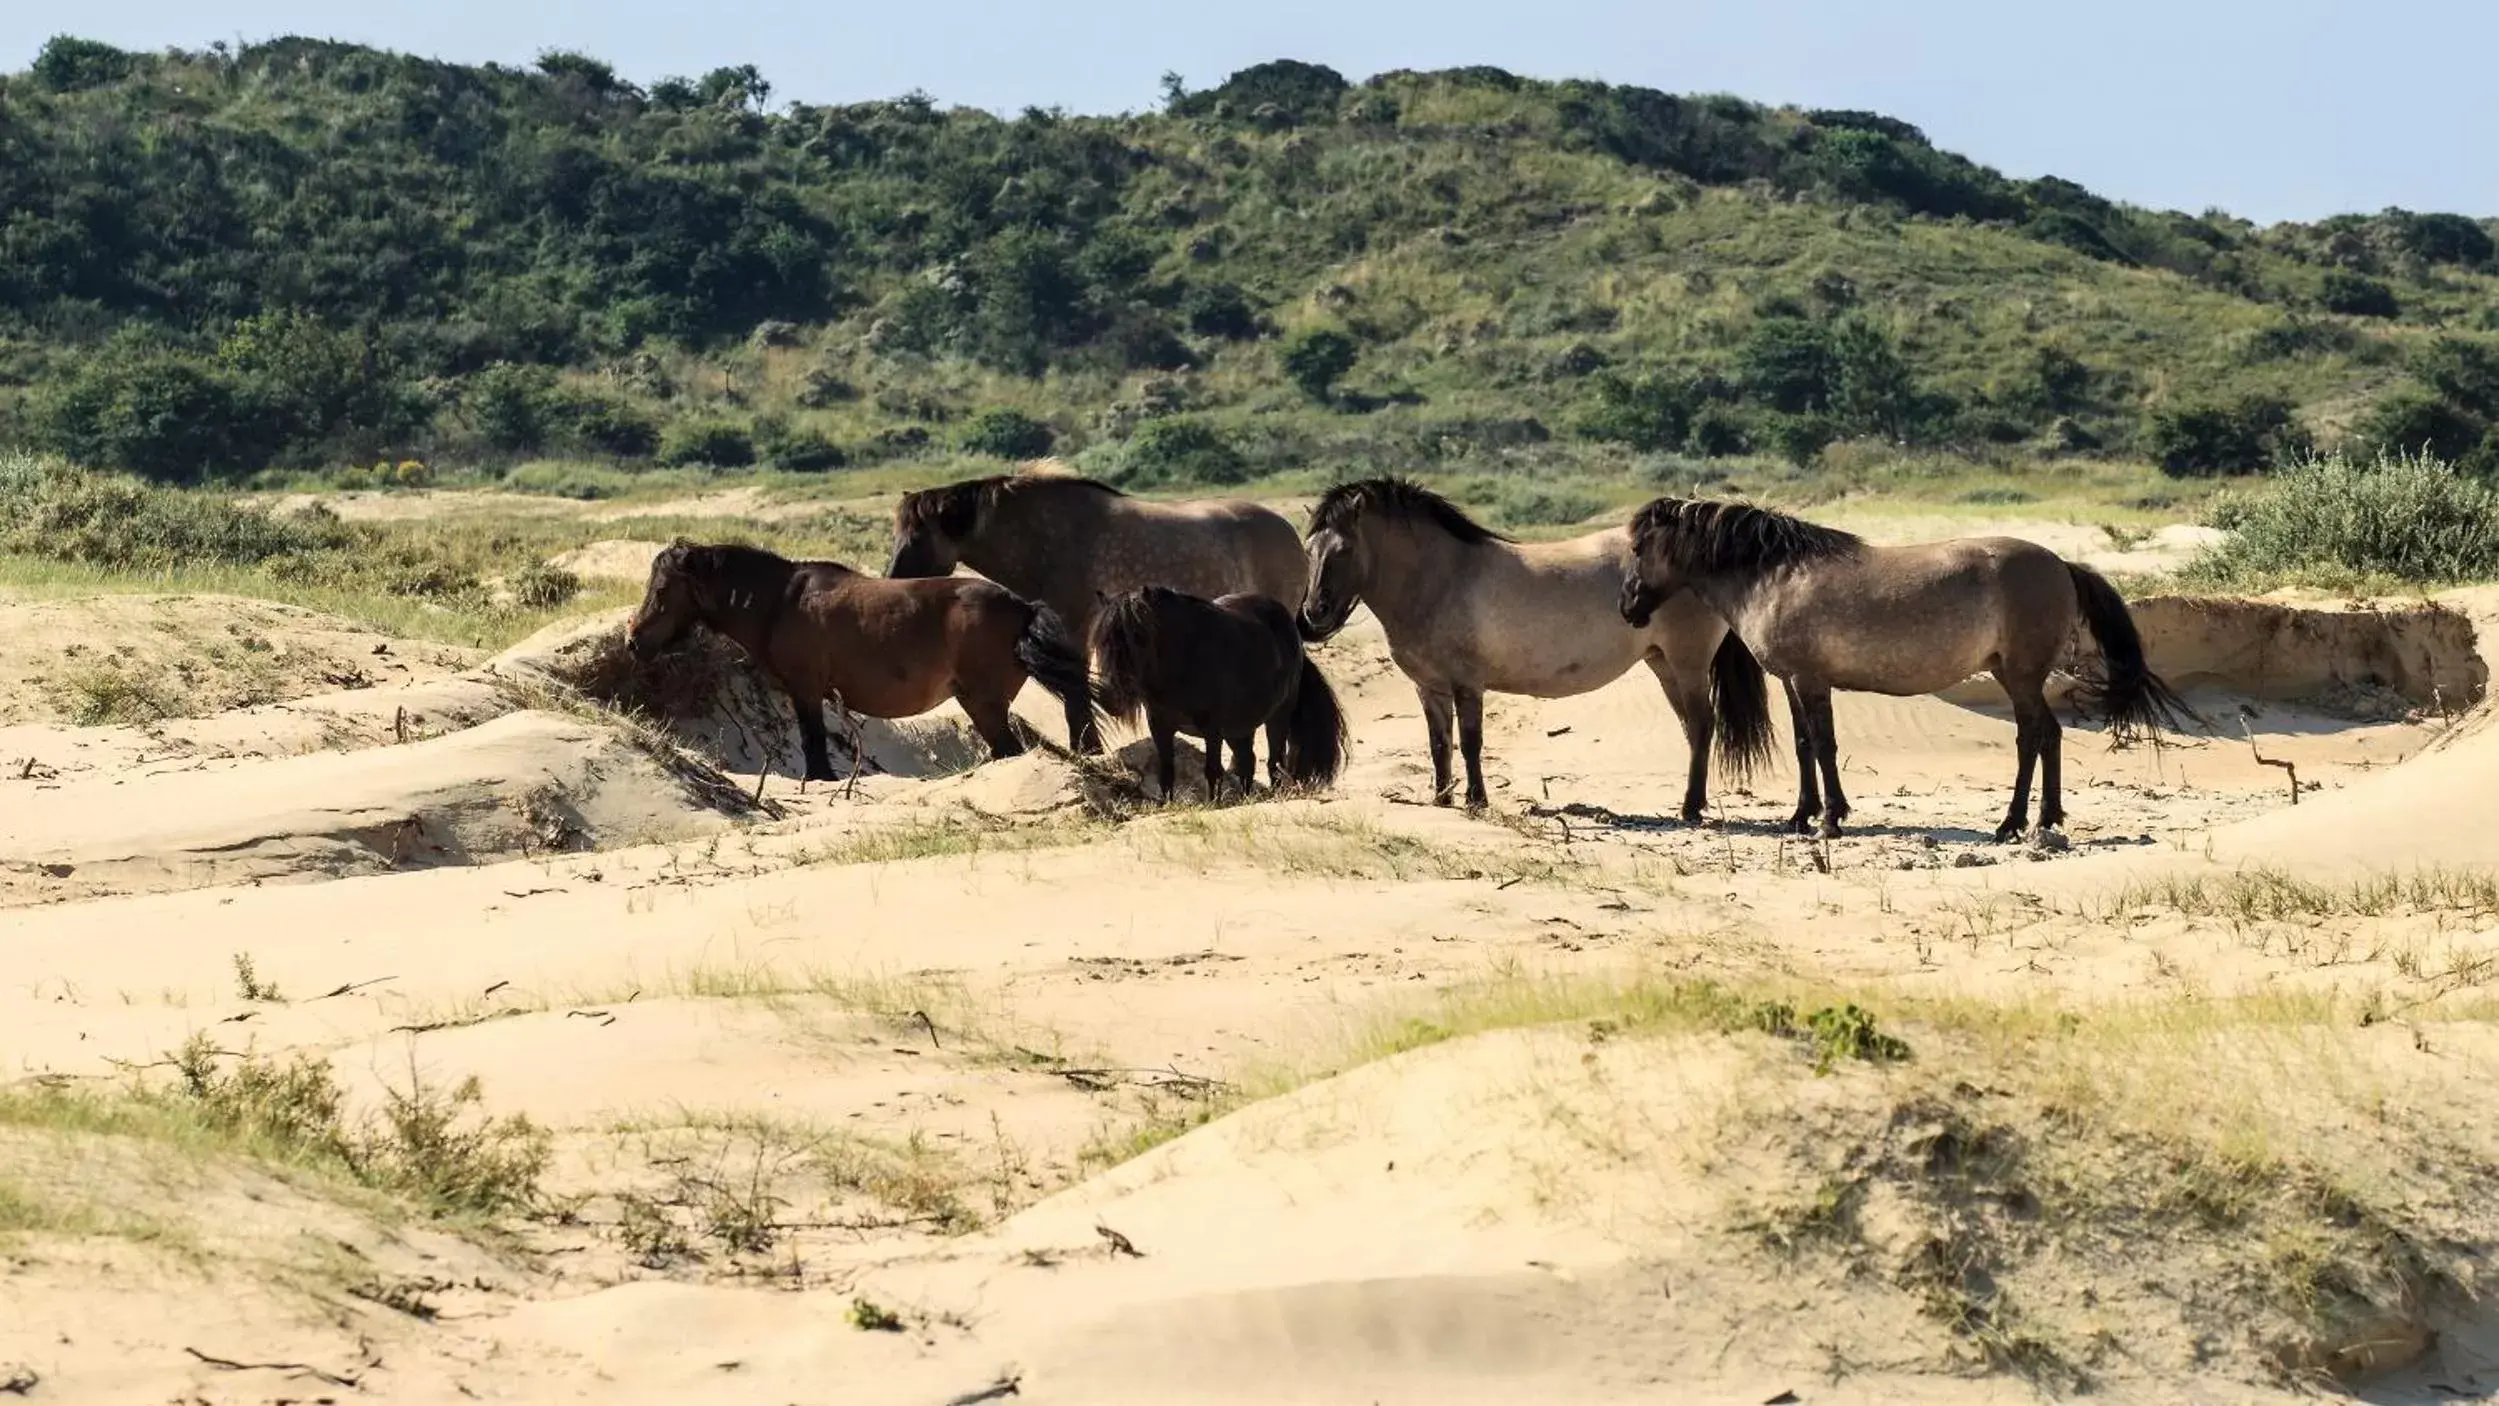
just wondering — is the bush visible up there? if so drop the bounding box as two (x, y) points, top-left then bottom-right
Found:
(1183, 283), (1262, 340)
(958, 408), (1056, 460)
(1113, 417), (1248, 487)
(2192, 451), (2499, 585)
(1736, 316), (1834, 413)
(1280, 326), (1360, 403)
(2320, 271), (2399, 319)
(28, 347), (265, 482)
(31, 35), (136, 91)
(2407, 337), (2499, 417)
(2345, 390), (2489, 467)
(0, 454), (357, 570)
(1576, 370), (1694, 452)
(657, 419), (758, 468)
(466, 363), (559, 454)
(2148, 394), (2309, 477)
(556, 391), (662, 459)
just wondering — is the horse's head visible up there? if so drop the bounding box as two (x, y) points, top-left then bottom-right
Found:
(1297, 521), (1372, 643)
(628, 540), (711, 661)
(1619, 498), (1692, 629)
(886, 481), (984, 579)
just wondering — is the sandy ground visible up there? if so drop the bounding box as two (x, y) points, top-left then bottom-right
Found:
(3, 541), (2498, 1404)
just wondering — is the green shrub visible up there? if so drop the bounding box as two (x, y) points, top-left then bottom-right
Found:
(1577, 371), (1694, 452)
(29, 345), (265, 482)
(2148, 394), (2308, 477)
(466, 363), (559, 454)
(657, 419), (758, 468)
(1280, 326), (1360, 403)
(958, 408), (1056, 459)
(0, 454), (354, 570)
(1183, 283), (1262, 340)
(2320, 271), (2399, 319)
(556, 391), (662, 459)
(31, 35), (136, 91)
(1113, 417), (1248, 487)
(2191, 451), (2499, 585)
(1481, 481), (1604, 528)
(2407, 337), (2499, 417)
(1736, 316), (1835, 414)
(2345, 390), (2490, 467)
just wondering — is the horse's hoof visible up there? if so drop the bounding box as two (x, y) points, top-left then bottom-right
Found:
(803, 768), (840, 785)
(1994, 824), (2026, 845)
(1818, 823), (1844, 841)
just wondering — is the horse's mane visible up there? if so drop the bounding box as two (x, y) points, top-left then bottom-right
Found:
(1306, 476), (1511, 545)
(664, 539), (852, 583)
(894, 471), (1125, 541)
(1629, 498), (1863, 574)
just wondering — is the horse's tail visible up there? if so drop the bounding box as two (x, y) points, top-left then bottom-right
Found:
(1281, 657), (1350, 788)
(1708, 631), (1776, 786)
(1017, 601), (1104, 737)
(2066, 563), (2195, 745)
(1085, 591), (1158, 728)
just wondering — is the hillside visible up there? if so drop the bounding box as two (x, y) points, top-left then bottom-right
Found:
(4, 39), (2499, 490)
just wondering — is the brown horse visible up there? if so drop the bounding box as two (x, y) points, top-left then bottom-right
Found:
(1297, 477), (1774, 818)
(628, 540), (1097, 779)
(1089, 586), (1349, 803)
(1620, 497), (2192, 842)
(886, 468), (1307, 753)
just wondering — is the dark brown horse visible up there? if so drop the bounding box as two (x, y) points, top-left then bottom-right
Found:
(628, 540), (1097, 779)
(1620, 498), (2192, 842)
(886, 467), (1306, 753)
(1088, 586), (1349, 803)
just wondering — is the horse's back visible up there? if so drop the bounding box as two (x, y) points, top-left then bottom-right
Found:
(1099, 496), (1307, 609)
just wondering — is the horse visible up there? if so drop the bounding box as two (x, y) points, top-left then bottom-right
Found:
(1618, 497), (2193, 843)
(885, 468), (1307, 754)
(1295, 477), (1775, 818)
(627, 540), (1098, 780)
(1088, 586), (1349, 803)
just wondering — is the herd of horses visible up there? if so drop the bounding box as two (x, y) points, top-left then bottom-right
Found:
(628, 468), (2191, 841)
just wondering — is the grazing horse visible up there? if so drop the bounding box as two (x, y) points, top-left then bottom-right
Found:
(1089, 586), (1349, 803)
(1296, 477), (1774, 818)
(627, 540), (1098, 779)
(1619, 497), (2192, 842)
(885, 469), (1307, 753)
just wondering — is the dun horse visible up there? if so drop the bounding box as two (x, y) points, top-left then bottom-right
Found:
(886, 468), (1306, 753)
(1089, 586), (1348, 803)
(1619, 498), (2192, 842)
(1297, 477), (1774, 818)
(628, 540), (1098, 780)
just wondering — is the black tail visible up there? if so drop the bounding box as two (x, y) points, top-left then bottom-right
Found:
(2065, 563), (2195, 745)
(1708, 631), (1776, 786)
(1017, 602), (1104, 738)
(1280, 657), (1349, 787)
(1085, 591), (1158, 727)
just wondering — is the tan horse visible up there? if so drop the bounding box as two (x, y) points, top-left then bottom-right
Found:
(1297, 477), (1773, 817)
(629, 540), (1098, 779)
(1620, 497), (2192, 842)
(886, 469), (1306, 752)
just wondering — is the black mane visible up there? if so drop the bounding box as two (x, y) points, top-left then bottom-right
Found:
(895, 472), (1124, 541)
(662, 538), (854, 585)
(1306, 476), (1511, 545)
(1629, 498), (1863, 574)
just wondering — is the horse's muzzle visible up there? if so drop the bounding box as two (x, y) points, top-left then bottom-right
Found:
(1297, 604), (1345, 643)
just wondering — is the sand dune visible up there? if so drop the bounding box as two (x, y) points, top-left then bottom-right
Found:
(3, 572), (2497, 1405)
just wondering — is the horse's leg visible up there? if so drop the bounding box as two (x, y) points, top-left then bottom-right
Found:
(1995, 671), (2062, 840)
(1455, 686), (1489, 811)
(792, 692), (839, 783)
(1198, 719), (1226, 804)
(957, 688), (1025, 761)
(1229, 734), (1257, 799)
(1644, 656), (1715, 826)
(1782, 680), (1821, 835)
(1418, 685), (1457, 806)
(2038, 695), (2067, 835)
(1263, 711), (1290, 791)
(1148, 712), (1177, 802)
(1802, 684), (1850, 839)
(1066, 606), (1104, 756)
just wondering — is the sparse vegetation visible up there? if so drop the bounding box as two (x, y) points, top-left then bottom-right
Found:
(2188, 450), (2499, 586)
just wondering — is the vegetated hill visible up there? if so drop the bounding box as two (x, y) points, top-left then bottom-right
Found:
(3, 38), (2497, 490)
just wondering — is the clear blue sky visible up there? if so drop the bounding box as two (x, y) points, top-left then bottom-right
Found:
(9, 0), (2494, 225)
